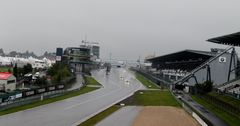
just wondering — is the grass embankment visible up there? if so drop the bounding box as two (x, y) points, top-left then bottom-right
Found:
(135, 73), (159, 89)
(84, 76), (101, 86)
(121, 90), (181, 107)
(0, 86), (100, 116)
(78, 105), (121, 126)
(192, 95), (240, 126)
(208, 92), (240, 108)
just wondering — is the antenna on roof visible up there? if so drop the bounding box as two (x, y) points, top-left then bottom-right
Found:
(84, 34), (87, 45)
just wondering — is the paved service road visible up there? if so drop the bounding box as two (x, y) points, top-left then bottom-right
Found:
(96, 106), (142, 126)
(0, 68), (144, 126)
(181, 94), (228, 126)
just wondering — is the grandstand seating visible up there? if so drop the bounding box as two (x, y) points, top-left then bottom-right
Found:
(218, 79), (240, 95)
(228, 86), (240, 94)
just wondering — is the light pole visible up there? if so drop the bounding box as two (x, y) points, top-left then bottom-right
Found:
(109, 53), (112, 61)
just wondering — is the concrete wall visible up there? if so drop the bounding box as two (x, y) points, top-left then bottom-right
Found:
(5, 82), (16, 92)
(188, 53), (237, 85)
(0, 80), (6, 91)
(70, 63), (93, 73)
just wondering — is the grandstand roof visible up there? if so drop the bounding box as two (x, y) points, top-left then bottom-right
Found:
(147, 49), (215, 62)
(207, 32), (240, 46)
(147, 49), (216, 71)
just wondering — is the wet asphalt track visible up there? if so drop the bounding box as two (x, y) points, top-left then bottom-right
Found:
(0, 68), (144, 126)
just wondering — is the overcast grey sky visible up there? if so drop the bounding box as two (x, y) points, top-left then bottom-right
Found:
(1, 0), (240, 60)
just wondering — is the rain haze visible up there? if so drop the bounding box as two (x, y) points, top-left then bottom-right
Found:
(1, 0), (240, 60)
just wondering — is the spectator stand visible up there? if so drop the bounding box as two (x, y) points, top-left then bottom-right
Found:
(207, 32), (240, 97)
(147, 49), (217, 91)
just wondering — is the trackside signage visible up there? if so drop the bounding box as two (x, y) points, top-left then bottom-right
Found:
(58, 85), (64, 89)
(37, 88), (46, 93)
(25, 91), (35, 96)
(48, 86), (55, 91)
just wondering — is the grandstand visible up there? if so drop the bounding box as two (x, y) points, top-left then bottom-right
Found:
(147, 49), (214, 83)
(140, 31), (240, 98)
(147, 48), (236, 86)
(218, 79), (240, 94)
(207, 32), (240, 97)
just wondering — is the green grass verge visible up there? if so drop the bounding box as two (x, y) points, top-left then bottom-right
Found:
(0, 86), (99, 116)
(135, 73), (159, 89)
(78, 90), (180, 126)
(192, 95), (240, 126)
(208, 92), (240, 108)
(78, 105), (121, 126)
(84, 76), (101, 86)
(121, 90), (181, 107)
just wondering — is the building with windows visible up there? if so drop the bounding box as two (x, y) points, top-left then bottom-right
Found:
(91, 45), (100, 59)
(0, 72), (16, 92)
(56, 48), (63, 62)
(62, 47), (92, 73)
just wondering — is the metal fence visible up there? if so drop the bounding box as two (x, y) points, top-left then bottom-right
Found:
(130, 67), (171, 88)
(202, 95), (240, 117)
(0, 89), (66, 111)
(171, 92), (211, 126)
(0, 75), (79, 111)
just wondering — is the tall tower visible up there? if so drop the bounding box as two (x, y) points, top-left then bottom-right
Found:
(56, 48), (63, 62)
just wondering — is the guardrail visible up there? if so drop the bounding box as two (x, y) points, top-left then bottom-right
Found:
(0, 89), (66, 111)
(0, 75), (78, 111)
(203, 94), (240, 117)
(181, 98), (213, 126)
(130, 67), (172, 86)
(171, 92), (213, 126)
